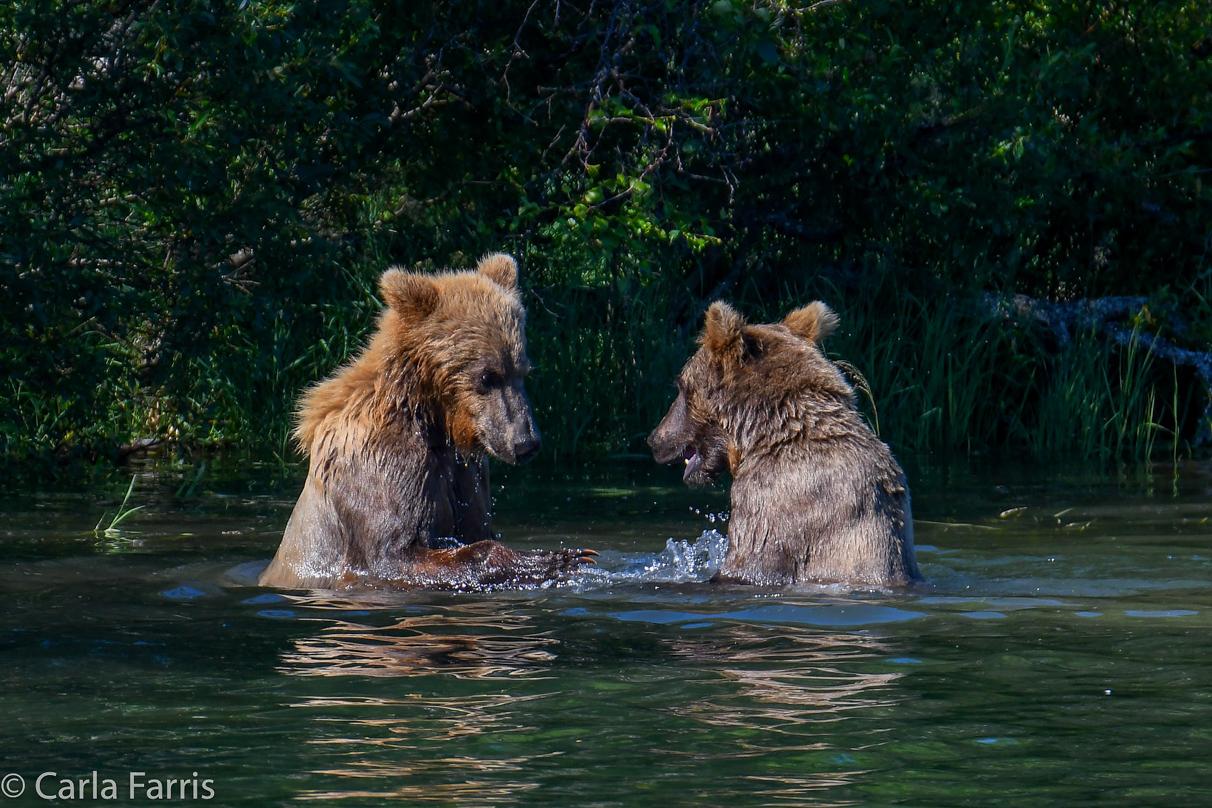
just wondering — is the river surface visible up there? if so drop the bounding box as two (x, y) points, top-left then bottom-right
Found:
(2, 458), (1212, 806)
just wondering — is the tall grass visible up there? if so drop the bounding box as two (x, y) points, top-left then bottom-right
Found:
(821, 285), (1024, 454)
(1028, 324), (1166, 459)
(525, 280), (695, 460)
(521, 268), (1193, 463)
(821, 287), (1179, 461)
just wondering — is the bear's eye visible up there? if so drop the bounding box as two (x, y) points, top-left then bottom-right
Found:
(477, 370), (503, 393)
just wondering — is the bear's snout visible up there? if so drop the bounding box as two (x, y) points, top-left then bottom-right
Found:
(647, 426), (684, 466)
(514, 435), (541, 464)
(473, 380), (542, 465)
(649, 390), (693, 466)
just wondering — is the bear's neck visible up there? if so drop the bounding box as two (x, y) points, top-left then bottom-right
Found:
(394, 380), (449, 443)
(726, 390), (862, 467)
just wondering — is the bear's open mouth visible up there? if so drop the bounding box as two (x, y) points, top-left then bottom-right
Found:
(682, 444), (702, 481)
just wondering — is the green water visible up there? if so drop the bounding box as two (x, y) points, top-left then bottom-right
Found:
(3, 459), (1212, 806)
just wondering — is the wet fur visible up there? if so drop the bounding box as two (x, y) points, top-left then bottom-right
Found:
(649, 301), (921, 587)
(260, 254), (588, 589)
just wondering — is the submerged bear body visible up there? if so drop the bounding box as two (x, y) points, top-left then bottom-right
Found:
(260, 254), (592, 590)
(649, 300), (921, 588)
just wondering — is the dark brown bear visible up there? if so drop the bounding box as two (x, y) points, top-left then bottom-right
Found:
(259, 254), (594, 589)
(648, 300), (921, 587)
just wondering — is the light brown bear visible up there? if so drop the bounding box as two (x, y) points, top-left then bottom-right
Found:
(648, 300), (921, 587)
(259, 254), (594, 590)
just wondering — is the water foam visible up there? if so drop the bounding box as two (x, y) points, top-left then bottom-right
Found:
(574, 529), (730, 588)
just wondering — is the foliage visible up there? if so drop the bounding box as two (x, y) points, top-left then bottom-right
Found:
(2, 0), (1210, 468)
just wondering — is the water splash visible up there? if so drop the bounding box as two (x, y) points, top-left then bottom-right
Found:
(574, 529), (729, 588)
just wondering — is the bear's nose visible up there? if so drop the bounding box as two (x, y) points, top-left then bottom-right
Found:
(514, 437), (541, 464)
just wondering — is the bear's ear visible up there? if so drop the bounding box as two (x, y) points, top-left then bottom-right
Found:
(379, 269), (439, 321)
(702, 301), (748, 366)
(784, 301), (840, 343)
(476, 253), (518, 290)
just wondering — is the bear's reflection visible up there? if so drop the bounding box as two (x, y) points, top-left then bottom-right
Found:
(660, 623), (901, 802)
(290, 688), (545, 804)
(278, 595), (557, 680)
(276, 596), (909, 804)
(276, 597), (559, 804)
(290, 688), (545, 802)
(667, 623), (903, 733)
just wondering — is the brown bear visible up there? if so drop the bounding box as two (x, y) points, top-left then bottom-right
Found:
(259, 254), (595, 590)
(648, 300), (921, 587)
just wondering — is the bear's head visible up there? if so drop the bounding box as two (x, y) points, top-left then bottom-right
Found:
(648, 299), (849, 485)
(377, 253), (541, 464)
